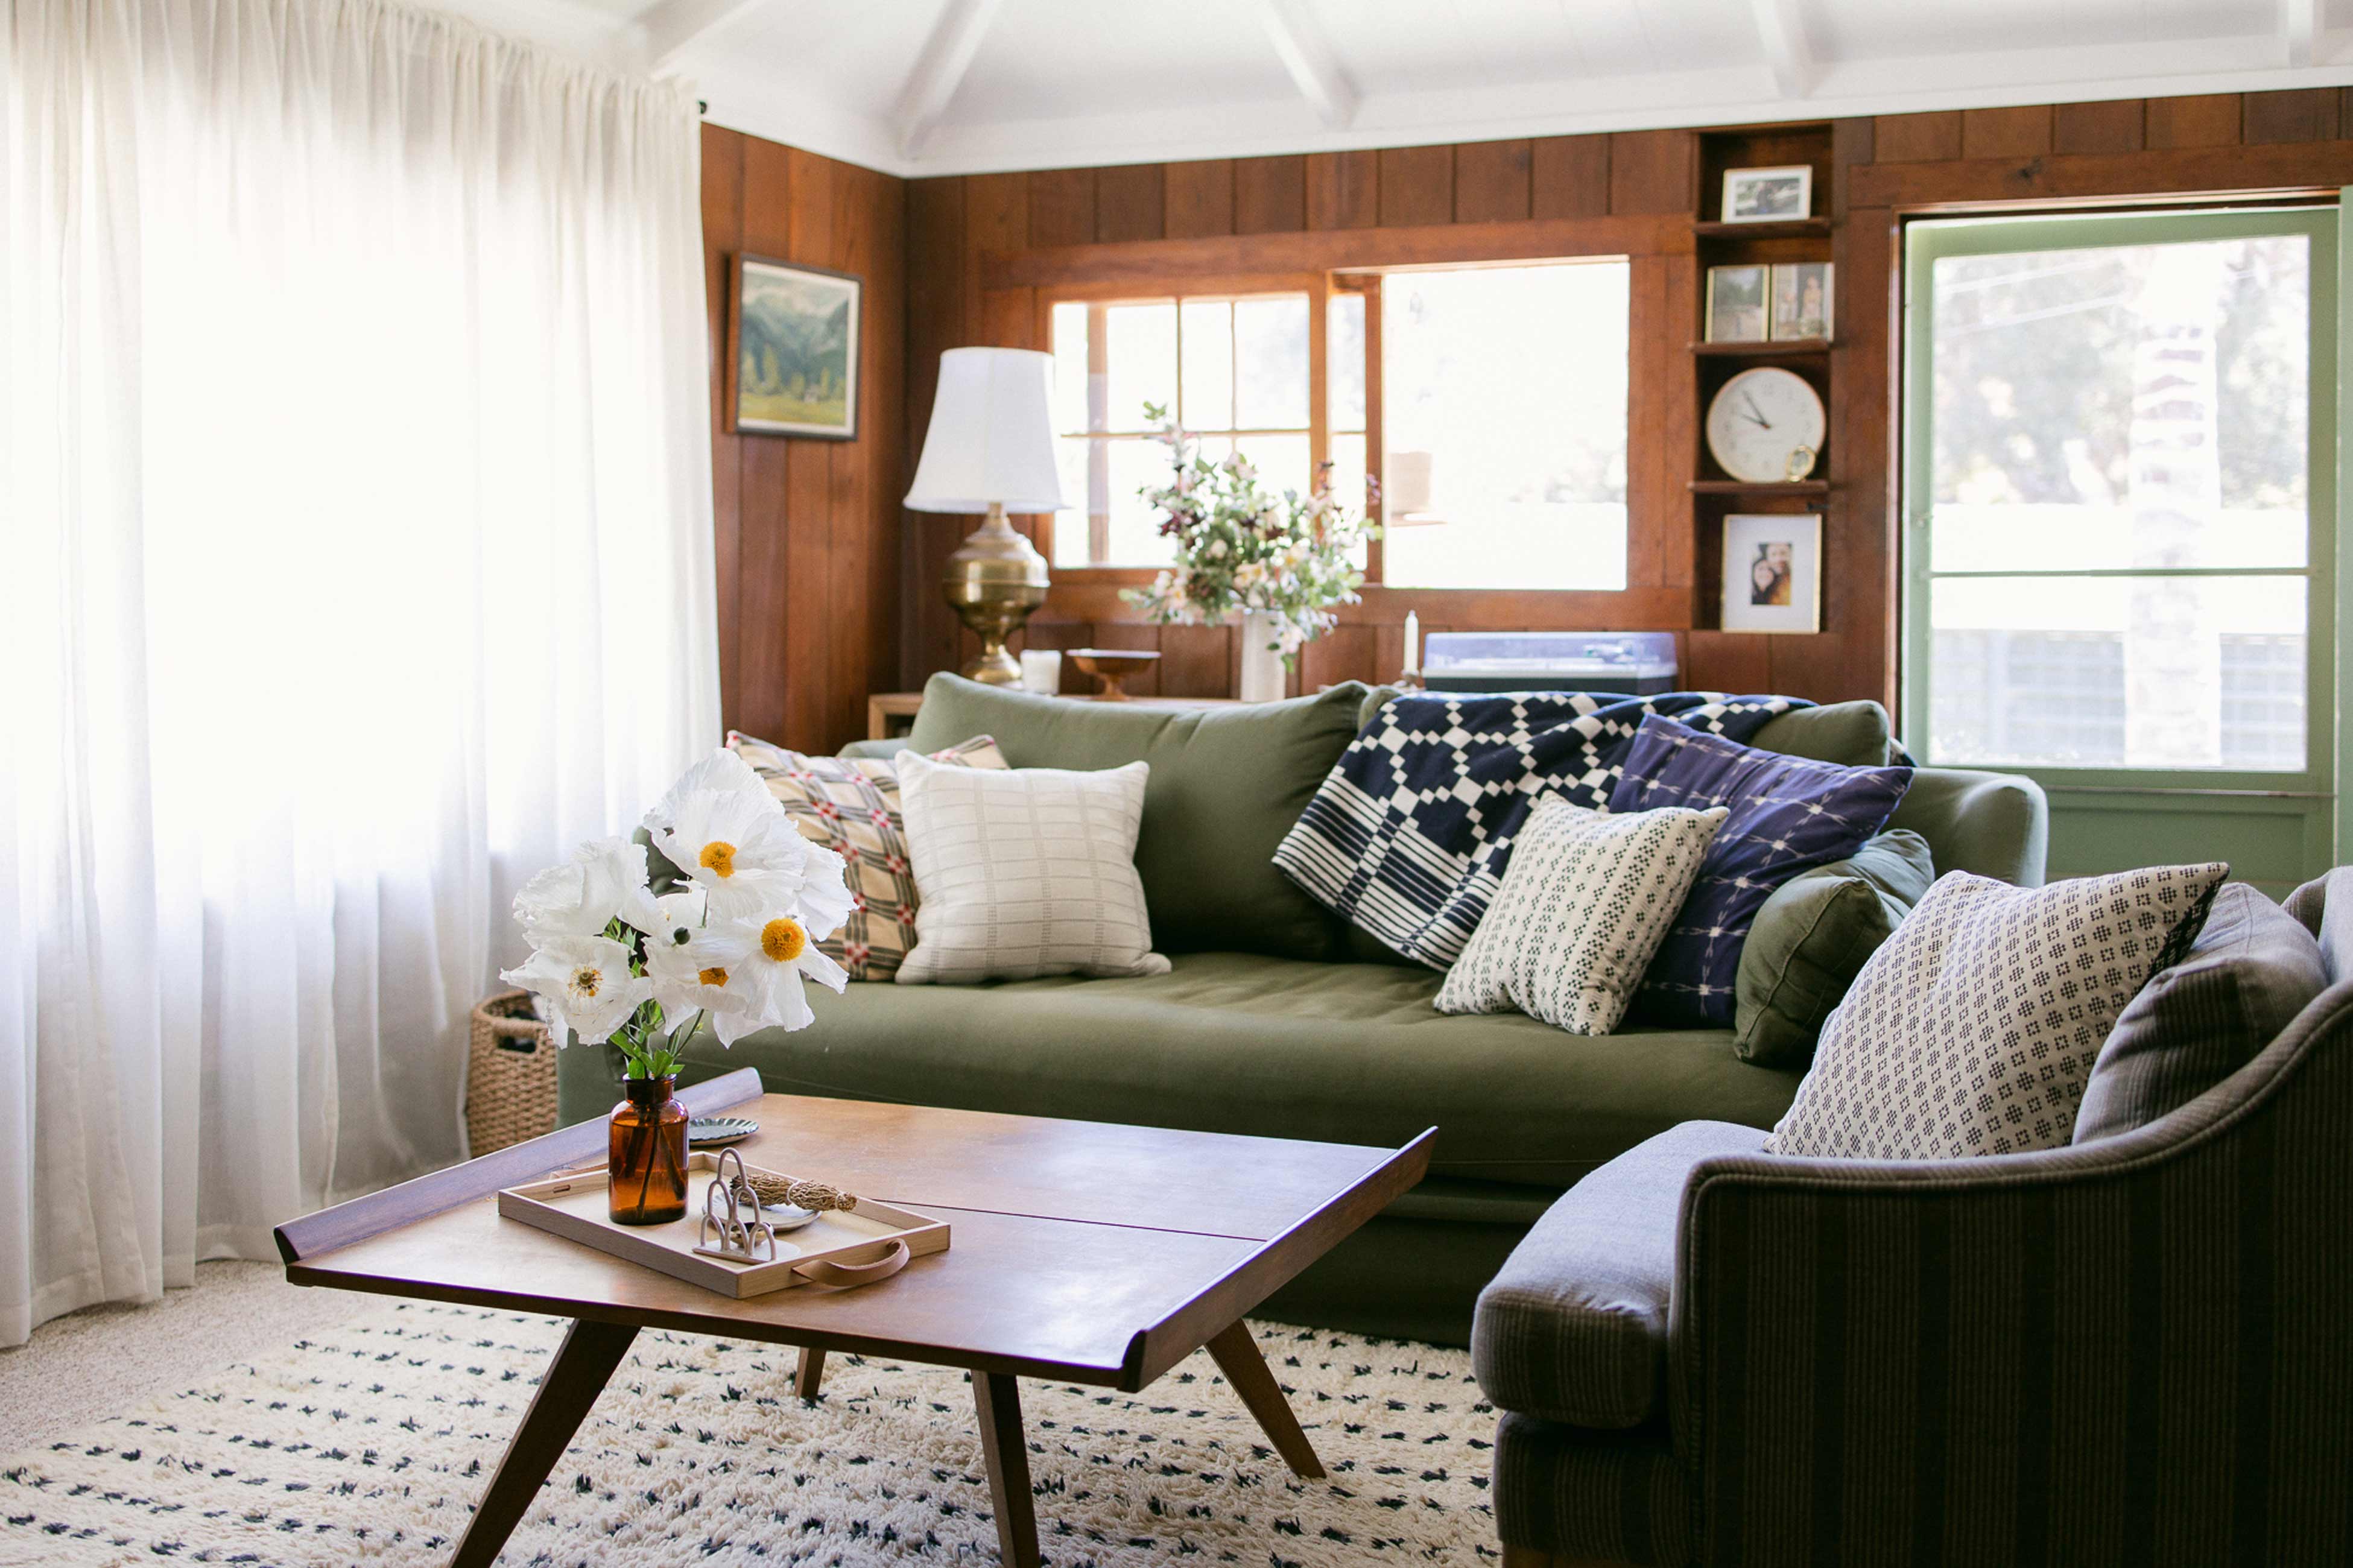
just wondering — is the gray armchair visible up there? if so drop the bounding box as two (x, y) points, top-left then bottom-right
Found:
(1475, 874), (2353, 1567)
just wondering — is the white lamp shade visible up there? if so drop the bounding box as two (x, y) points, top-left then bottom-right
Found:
(904, 347), (1070, 513)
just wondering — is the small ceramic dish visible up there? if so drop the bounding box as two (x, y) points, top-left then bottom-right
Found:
(688, 1116), (758, 1148)
(759, 1204), (821, 1232)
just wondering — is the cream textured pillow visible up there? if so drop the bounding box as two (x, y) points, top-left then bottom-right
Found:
(1435, 796), (1729, 1035)
(893, 752), (1171, 984)
(1767, 862), (2228, 1160)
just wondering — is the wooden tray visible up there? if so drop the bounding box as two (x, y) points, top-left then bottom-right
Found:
(497, 1152), (949, 1299)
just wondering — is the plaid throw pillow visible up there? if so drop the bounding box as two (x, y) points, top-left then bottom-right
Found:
(725, 732), (1008, 980)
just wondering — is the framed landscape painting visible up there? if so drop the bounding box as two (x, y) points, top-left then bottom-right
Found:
(729, 255), (861, 439)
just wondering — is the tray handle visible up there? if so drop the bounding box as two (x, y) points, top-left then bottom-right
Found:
(793, 1239), (910, 1288)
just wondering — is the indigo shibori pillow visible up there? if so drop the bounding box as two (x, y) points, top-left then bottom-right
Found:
(1604, 714), (1911, 1028)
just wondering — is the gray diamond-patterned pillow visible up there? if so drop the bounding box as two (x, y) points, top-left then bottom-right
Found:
(1766, 862), (2228, 1159)
(1435, 797), (1728, 1035)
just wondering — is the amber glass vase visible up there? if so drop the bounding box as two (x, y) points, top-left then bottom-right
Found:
(609, 1076), (688, 1225)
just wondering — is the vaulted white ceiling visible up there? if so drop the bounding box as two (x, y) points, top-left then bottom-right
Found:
(448, 0), (2353, 178)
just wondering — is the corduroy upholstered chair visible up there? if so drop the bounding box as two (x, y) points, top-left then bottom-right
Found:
(1474, 868), (2353, 1567)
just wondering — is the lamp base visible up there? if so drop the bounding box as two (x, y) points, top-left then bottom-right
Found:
(961, 641), (1023, 684)
(941, 502), (1050, 689)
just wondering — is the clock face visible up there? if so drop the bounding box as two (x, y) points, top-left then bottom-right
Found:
(1705, 367), (1827, 483)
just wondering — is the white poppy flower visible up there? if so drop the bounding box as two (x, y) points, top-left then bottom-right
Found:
(642, 749), (777, 833)
(501, 935), (651, 1045)
(512, 836), (667, 941)
(651, 786), (821, 920)
(642, 900), (757, 1024)
(699, 911), (850, 1046)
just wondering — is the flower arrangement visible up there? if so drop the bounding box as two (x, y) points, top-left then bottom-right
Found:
(499, 750), (852, 1082)
(1119, 405), (1377, 662)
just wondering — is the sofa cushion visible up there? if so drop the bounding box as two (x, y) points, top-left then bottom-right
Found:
(1474, 1120), (1768, 1427)
(1733, 829), (1936, 1067)
(627, 951), (1804, 1188)
(1744, 699), (1893, 766)
(2073, 882), (2326, 1143)
(902, 674), (1367, 961)
(1768, 863), (2228, 1160)
(1607, 715), (1912, 1028)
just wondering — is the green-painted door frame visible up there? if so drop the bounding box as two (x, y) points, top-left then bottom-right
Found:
(1899, 203), (2343, 896)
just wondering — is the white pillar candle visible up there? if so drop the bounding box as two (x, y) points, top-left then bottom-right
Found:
(1404, 610), (1420, 674)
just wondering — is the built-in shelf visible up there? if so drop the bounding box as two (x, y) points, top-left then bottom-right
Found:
(1691, 338), (1831, 356)
(1689, 479), (1831, 496)
(1693, 218), (1834, 239)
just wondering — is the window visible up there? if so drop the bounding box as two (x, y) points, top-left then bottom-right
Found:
(1904, 208), (2334, 779)
(1043, 259), (1631, 587)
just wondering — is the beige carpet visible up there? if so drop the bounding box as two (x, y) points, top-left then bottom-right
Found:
(0, 1295), (1499, 1566)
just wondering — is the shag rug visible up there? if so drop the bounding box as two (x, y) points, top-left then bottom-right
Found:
(0, 1300), (1498, 1566)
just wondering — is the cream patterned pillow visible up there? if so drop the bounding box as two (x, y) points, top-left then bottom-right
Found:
(726, 731), (1007, 981)
(893, 752), (1171, 984)
(1436, 796), (1729, 1035)
(1767, 862), (2228, 1160)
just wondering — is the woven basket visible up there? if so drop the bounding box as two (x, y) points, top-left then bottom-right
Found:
(466, 988), (557, 1155)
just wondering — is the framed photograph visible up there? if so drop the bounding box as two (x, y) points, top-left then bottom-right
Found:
(1770, 262), (1834, 341)
(1705, 265), (1769, 343)
(1721, 513), (1821, 633)
(1720, 164), (1813, 224)
(727, 255), (861, 439)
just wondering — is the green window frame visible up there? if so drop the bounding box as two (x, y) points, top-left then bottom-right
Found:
(1899, 203), (2345, 889)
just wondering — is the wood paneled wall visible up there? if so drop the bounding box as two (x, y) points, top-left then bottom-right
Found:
(892, 88), (2353, 725)
(702, 124), (905, 753)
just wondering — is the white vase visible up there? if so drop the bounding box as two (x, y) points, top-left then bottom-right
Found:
(1238, 610), (1287, 703)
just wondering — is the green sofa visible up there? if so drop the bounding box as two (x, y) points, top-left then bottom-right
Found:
(556, 674), (2048, 1345)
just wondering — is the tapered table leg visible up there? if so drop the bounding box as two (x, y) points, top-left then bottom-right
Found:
(794, 1346), (826, 1400)
(451, 1318), (638, 1568)
(1205, 1319), (1325, 1479)
(972, 1371), (1040, 1567)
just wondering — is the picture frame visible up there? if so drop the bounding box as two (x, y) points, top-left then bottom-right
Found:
(1705, 265), (1769, 343)
(727, 254), (861, 439)
(1721, 513), (1822, 633)
(1720, 164), (1813, 224)
(1770, 262), (1834, 341)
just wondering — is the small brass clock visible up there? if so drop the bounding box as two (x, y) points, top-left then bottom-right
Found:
(1705, 367), (1826, 484)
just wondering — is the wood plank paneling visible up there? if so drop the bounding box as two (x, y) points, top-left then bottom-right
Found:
(2053, 99), (2144, 155)
(1873, 111), (1963, 163)
(2242, 88), (2338, 144)
(1306, 150), (1379, 230)
(1164, 160), (1234, 239)
(1027, 168), (1095, 248)
(1453, 139), (1532, 223)
(1234, 155), (1306, 233)
(1378, 145), (1454, 226)
(1095, 164), (1165, 242)
(1960, 105), (2052, 159)
(1531, 135), (1609, 218)
(2146, 93), (2242, 148)
(1608, 130), (1690, 214)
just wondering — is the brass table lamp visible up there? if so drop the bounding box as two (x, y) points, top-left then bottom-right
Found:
(905, 347), (1069, 684)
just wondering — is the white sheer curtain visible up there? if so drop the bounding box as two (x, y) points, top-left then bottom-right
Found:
(1, 0), (718, 1342)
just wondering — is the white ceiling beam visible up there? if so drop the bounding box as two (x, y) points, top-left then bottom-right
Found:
(1747, 0), (1815, 98)
(2282, 0), (2321, 68)
(639, 0), (770, 77)
(893, 0), (1005, 159)
(1262, 0), (1359, 129)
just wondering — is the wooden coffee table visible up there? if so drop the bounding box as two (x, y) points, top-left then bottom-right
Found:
(275, 1069), (1432, 1567)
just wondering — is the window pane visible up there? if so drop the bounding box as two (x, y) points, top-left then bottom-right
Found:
(1234, 295), (1310, 429)
(1050, 302), (1090, 435)
(1104, 438), (1175, 565)
(1927, 574), (2305, 770)
(1237, 432), (1311, 502)
(1329, 432), (1369, 567)
(1179, 300), (1233, 431)
(1328, 291), (1366, 432)
(1381, 262), (1630, 590)
(1928, 235), (2310, 571)
(1050, 435), (1092, 567)
(1106, 302), (1175, 432)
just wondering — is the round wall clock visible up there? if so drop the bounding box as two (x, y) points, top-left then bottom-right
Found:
(1705, 367), (1827, 483)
